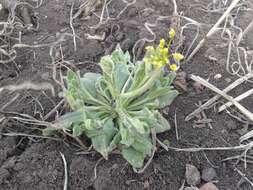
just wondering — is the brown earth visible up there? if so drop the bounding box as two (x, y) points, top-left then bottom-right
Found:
(0, 0), (252, 189)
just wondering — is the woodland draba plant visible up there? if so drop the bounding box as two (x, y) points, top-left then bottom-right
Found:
(45, 29), (184, 170)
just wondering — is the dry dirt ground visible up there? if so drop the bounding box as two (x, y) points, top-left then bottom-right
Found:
(0, 0), (253, 189)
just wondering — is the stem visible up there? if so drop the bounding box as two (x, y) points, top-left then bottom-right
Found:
(121, 70), (160, 99)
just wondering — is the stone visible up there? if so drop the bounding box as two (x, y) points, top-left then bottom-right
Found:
(185, 164), (201, 186)
(199, 182), (219, 190)
(201, 167), (217, 182)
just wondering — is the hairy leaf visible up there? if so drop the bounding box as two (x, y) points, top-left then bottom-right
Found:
(122, 147), (145, 169)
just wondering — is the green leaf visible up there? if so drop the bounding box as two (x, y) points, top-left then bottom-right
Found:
(65, 70), (103, 107)
(120, 124), (134, 146)
(161, 72), (176, 86)
(128, 87), (177, 110)
(57, 111), (84, 129)
(73, 124), (83, 137)
(129, 61), (147, 91)
(81, 73), (101, 97)
(153, 112), (171, 133)
(108, 132), (121, 151)
(64, 70), (84, 109)
(156, 90), (178, 108)
(131, 136), (153, 156)
(122, 147), (145, 168)
(100, 56), (114, 77)
(111, 45), (130, 65)
(89, 119), (118, 159)
(126, 117), (147, 134)
(113, 63), (130, 92)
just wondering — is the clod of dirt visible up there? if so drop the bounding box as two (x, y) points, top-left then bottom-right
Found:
(193, 81), (205, 93)
(185, 164), (201, 186)
(201, 168), (217, 182)
(0, 168), (10, 184)
(174, 71), (188, 92)
(199, 182), (219, 190)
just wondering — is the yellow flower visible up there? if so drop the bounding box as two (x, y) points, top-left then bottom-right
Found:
(173, 53), (184, 61)
(169, 64), (178, 71)
(160, 48), (168, 55)
(153, 61), (164, 68)
(169, 28), (175, 39)
(145, 46), (154, 51)
(159, 38), (165, 49)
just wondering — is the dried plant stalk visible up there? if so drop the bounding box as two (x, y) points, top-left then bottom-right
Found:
(219, 89), (253, 112)
(190, 75), (253, 122)
(187, 0), (242, 61)
(185, 72), (253, 121)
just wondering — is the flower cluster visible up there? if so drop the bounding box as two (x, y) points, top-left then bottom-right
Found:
(144, 28), (184, 71)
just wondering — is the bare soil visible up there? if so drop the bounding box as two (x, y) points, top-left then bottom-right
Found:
(0, 0), (252, 189)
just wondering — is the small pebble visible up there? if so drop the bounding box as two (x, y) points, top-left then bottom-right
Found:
(185, 164), (201, 186)
(193, 81), (204, 93)
(201, 167), (217, 182)
(199, 182), (219, 190)
(214, 74), (222, 80)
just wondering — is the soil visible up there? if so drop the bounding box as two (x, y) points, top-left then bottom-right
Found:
(0, 0), (253, 189)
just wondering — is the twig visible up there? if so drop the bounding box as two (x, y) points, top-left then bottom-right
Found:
(235, 167), (253, 187)
(219, 88), (253, 112)
(236, 19), (253, 45)
(198, 101), (213, 129)
(170, 0), (181, 49)
(175, 110), (179, 141)
(1, 93), (20, 111)
(60, 152), (68, 190)
(62, 131), (87, 149)
(190, 75), (253, 122)
(0, 81), (55, 96)
(187, 0), (242, 61)
(178, 180), (185, 190)
(240, 130), (253, 144)
(168, 142), (253, 152)
(70, 3), (77, 51)
(7, 115), (64, 130)
(171, 0), (178, 15)
(185, 72), (253, 121)
(43, 99), (65, 121)
(94, 157), (104, 180)
(0, 132), (61, 141)
(156, 138), (168, 151)
(84, 33), (105, 41)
